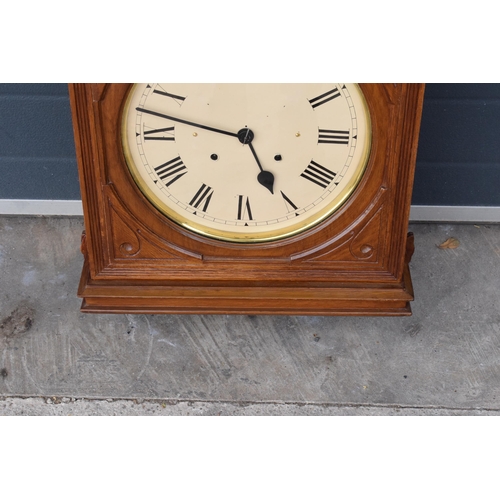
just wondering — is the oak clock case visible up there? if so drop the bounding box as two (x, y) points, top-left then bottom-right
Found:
(70, 83), (425, 316)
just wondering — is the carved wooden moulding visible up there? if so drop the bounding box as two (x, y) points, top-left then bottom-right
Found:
(70, 83), (424, 315)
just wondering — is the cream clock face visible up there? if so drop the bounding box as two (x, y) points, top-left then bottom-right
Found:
(122, 83), (371, 242)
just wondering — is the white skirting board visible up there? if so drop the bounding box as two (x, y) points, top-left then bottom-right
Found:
(409, 205), (500, 223)
(0, 200), (499, 223)
(0, 200), (84, 216)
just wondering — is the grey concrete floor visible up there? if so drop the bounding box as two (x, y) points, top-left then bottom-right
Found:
(0, 216), (499, 415)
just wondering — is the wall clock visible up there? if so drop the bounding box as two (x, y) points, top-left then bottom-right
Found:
(70, 83), (424, 316)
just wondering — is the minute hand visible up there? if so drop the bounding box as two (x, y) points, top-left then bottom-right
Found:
(136, 107), (239, 138)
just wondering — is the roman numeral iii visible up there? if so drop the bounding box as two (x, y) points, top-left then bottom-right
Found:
(300, 161), (337, 189)
(154, 156), (187, 187)
(318, 129), (349, 145)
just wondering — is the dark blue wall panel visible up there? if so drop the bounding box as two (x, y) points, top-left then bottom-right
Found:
(413, 84), (500, 206)
(0, 84), (79, 199)
(0, 83), (499, 206)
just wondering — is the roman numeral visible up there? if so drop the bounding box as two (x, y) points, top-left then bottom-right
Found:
(300, 161), (336, 189)
(154, 156), (187, 187)
(152, 86), (186, 104)
(280, 191), (299, 214)
(318, 129), (349, 145)
(237, 195), (253, 221)
(143, 126), (175, 141)
(308, 87), (341, 108)
(189, 184), (214, 212)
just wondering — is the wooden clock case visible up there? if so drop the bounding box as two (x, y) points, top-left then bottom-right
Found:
(69, 83), (425, 316)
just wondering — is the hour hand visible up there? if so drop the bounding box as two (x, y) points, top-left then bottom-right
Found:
(251, 144), (275, 194)
(237, 128), (275, 194)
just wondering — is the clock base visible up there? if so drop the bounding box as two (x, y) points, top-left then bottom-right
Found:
(77, 261), (414, 317)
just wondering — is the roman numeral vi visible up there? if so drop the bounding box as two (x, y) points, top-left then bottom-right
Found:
(237, 195), (253, 221)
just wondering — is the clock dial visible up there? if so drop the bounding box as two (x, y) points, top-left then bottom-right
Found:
(122, 83), (371, 242)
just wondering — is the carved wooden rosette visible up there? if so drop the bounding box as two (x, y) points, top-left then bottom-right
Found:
(70, 83), (424, 315)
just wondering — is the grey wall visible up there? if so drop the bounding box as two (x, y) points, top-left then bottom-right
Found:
(0, 83), (499, 206)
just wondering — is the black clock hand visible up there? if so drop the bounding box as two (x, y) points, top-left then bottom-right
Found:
(248, 142), (274, 194)
(138, 107), (275, 194)
(247, 142), (263, 171)
(237, 128), (275, 195)
(136, 107), (239, 138)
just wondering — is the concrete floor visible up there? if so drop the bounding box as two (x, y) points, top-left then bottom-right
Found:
(0, 216), (499, 415)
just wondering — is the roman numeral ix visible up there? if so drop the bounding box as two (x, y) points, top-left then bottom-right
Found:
(318, 129), (349, 145)
(300, 161), (336, 189)
(154, 156), (187, 187)
(143, 126), (175, 141)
